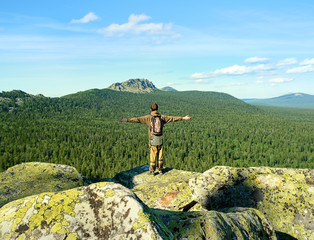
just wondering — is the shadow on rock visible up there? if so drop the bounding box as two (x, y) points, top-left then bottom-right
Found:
(151, 207), (276, 240)
(276, 231), (298, 240)
(112, 165), (173, 189)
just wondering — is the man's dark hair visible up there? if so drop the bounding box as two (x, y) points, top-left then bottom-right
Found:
(151, 103), (158, 111)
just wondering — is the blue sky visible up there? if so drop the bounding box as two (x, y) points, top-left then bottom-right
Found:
(1, 1), (314, 98)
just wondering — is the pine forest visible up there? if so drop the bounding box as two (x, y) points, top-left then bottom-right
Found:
(0, 89), (313, 179)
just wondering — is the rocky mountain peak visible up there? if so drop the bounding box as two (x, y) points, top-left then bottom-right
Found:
(107, 78), (157, 93)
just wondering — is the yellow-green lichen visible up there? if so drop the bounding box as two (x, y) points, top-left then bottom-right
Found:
(105, 190), (115, 198)
(188, 166), (313, 239)
(0, 187), (84, 238)
(0, 162), (84, 208)
(153, 208), (276, 240)
(11, 197), (36, 231)
(17, 234), (26, 240)
(91, 182), (108, 188)
(65, 232), (78, 240)
(133, 210), (151, 231)
(128, 169), (200, 210)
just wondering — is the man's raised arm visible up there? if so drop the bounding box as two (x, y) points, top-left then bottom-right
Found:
(163, 115), (192, 123)
(119, 115), (149, 124)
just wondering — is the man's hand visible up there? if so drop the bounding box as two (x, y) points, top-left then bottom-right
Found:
(183, 115), (191, 120)
(119, 118), (127, 122)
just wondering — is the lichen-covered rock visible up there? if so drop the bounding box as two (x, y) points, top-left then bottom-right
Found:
(113, 165), (203, 211)
(0, 162), (84, 208)
(154, 207), (276, 240)
(2, 163), (310, 240)
(0, 182), (173, 240)
(189, 166), (314, 240)
(114, 165), (279, 239)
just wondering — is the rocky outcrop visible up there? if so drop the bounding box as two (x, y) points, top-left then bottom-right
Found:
(0, 90), (44, 112)
(0, 163), (312, 239)
(189, 166), (314, 240)
(113, 165), (276, 239)
(113, 165), (203, 211)
(154, 207), (276, 240)
(0, 182), (173, 240)
(107, 79), (157, 93)
(0, 162), (84, 208)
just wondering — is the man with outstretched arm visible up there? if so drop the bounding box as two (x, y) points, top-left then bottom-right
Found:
(120, 103), (191, 175)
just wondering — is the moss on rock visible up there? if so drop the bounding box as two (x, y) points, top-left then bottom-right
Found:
(189, 166), (314, 240)
(153, 207), (276, 240)
(0, 182), (173, 240)
(0, 162), (84, 208)
(1, 163), (312, 240)
(113, 165), (203, 211)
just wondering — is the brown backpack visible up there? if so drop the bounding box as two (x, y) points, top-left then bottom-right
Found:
(150, 116), (163, 136)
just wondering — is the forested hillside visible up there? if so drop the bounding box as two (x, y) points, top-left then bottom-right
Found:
(0, 89), (313, 178)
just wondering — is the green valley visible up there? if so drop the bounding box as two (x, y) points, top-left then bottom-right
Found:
(0, 88), (313, 178)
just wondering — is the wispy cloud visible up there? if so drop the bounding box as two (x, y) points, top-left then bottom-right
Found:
(284, 57), (314, 73)
(269, 77), (294, 86)
(244, 57), (270, 64)
(194, 79), (209, 83)
(269, 77), (294, 83)
(70, 12), (99, 24)
(99, 14), (178, 37)
(277, 58), (297, 66)
(286, 65), (314, 73)
(230, 82), (244, 86)
(300, 58), (314, 65)
(191, 64), (273, 79)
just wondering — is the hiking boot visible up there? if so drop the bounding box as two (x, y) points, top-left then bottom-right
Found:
(158, 169), (164, 175)
(149, 171), (155, 176)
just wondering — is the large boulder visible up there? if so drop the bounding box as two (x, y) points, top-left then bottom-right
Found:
(113, 165), (277, 240)
(189, 166), (314, 240)
(154, 207), (276, 240)
(0, 162), (84, 208)
(0, 182), (173, 240)
(113, 165), (203, 211)
(2, 163), (310, 239)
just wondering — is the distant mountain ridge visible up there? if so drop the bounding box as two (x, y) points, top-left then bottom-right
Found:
(107, 79), (157, 93)
(243, 93), (314, 109)
(161, 86), (178, 92)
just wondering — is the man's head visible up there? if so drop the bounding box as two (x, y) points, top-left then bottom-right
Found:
(151, 103), (158, 111)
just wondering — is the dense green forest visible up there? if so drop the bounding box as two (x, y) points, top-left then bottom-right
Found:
(0, 89), (313, 178)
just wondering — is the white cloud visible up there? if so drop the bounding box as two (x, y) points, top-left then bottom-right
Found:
(195, 79), (208, 83)
(99, 14), (176, 37)
(269, 77), (294, 83)
(256, 80), (264, 84)
(277, 58), (297, 66)
(71, 12), (99, 24)
(300, 58), (314, 65)
(286, 65), (314, 73)
(129, 14), (151, 24)
(244, 57), (270, 64)
(191, 64), (273, 79)
(230, 82), (243, 86)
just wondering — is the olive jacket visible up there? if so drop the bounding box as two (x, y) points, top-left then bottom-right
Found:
(127, 110), (183, 147)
